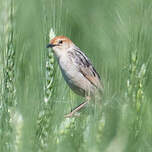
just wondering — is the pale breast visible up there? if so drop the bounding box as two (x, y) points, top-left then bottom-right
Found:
(59, 55), (96, 96)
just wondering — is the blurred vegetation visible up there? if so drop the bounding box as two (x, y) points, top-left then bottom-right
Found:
(0, 0), (152, 152)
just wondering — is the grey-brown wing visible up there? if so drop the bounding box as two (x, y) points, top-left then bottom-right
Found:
(69, 48), (102, 90)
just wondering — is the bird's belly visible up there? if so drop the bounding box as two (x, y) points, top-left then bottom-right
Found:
(61, 67), (86, 96)
(59, 58), (96, 96)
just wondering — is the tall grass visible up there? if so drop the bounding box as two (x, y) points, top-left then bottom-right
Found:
(0, 0), (152, 152)
(0, 0), (17, 151)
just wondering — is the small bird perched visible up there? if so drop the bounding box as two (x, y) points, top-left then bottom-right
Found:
(47, 36), (103, 117)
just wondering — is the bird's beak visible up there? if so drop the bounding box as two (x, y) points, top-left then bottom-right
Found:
(46, 43), (56, 48)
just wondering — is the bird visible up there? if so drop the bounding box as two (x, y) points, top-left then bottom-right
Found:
(47, 36), (103, 117)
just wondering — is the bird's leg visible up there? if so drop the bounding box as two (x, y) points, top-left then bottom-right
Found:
(64, 96), (90, 118)
(64, 101), (88, 118)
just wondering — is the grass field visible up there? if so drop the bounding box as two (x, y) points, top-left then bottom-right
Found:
(0, 0), (152, 152)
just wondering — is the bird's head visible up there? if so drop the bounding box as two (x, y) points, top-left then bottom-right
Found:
(47, 36), (74, 58)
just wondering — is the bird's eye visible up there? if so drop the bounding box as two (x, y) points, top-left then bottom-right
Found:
(59, 40), (63, 44)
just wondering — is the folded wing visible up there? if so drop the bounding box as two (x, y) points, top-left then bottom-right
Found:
(68, 48), (103, 92)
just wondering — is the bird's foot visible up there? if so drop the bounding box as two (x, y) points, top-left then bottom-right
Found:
(64, 112), (80, 118)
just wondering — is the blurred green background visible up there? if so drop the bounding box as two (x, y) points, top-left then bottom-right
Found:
(0, 0), (152, 152)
